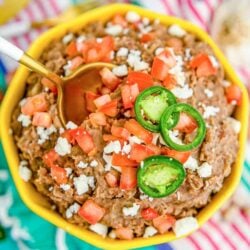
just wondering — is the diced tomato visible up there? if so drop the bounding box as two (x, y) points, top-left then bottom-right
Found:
(99, 67), (121, 91)
(175, 113), (197, 133)
(112, 14), (128, 27)
(105, 171), (119, 188)
(70, 56), (84, 71)
(166, 37), (183, 51)
(43, 149), (59, 168)
(99, 36), (115, 56)
(151, 57), (169, 81)
(50, 166), (67, 184)
(163, 74), (177, 90)
(65, 41), (78, 57)
(124, 119), (153, 144)
(85, 91), (99, 112)
(130, 144), (155, 162)
(73, 128), (96, 154)
(41, 77), (57, 94)
(153, 214), (176, 234)
(190, 53), (217, 77)
(120, 167), (137, 190)
(78, 199), (105, 224)
(111, 125), (130, 140)
(140, 33), (154, 43)
(147, 144), (161, 155)
(99, 99), (118, 117)
(157, 49), (176, 68)
(21, 93), (48, 116)
(115, 227), (134, 240)
(32, 112), (52, 128)
(94, 94), (111, 108)
(89, 112), (107, 126)
(225, 85), (242, 105)
(161, 147), (191, 164)
(127, 71), (154, 91)
(121, 84), (139, 109)
(141, 208), (159, 220)
(112, 154), (138, 167)
(102, 134), (126, 145)
(86, 48), (99, 63)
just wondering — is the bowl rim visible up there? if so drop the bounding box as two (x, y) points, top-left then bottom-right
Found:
(0, 3), (249, 249)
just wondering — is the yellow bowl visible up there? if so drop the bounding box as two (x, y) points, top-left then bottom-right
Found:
(0, 3), (248, 249)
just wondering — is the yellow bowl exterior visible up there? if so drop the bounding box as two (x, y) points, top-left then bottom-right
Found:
(0, 4), (248, 249)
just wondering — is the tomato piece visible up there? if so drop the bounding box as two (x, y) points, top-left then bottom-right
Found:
(89, 112), (107, 126)
(65, 41), (78, 57)
(163, 74), (177, 90)
(161, 147), (191, 164)
(99, 99), (118, 117)
(175, 113), (197, 133)
(153, 214), (176, 234)
(70, 56), (84, 71)
(102, 134), (126, 146)
(190, 53), (208, 68)
(105, 171), (119, 188)
(151, 57), (169, 81)
(78, 199), (105, 224)
(94, 94), (111, 108)
(111, 125), (130, 140)
(21, 93), (48, 116)
(85, 91), (99, 112)
(32, 112), (52, 128)
(141, 208), (159, 220)
(86, 48), (100, 63)
(112, 14), (128, 27)
(127, 71), (154, 91)
(157, 50), (176, 68)
(140, 33), (154, 43)
(121, 84), (139, 109)
(115, 227), (134, 240)
(51, 166), (67, 184)
(225, 85), (242, 105)
(120, 167), (137, 190)
(124, 119), (153, 144)
(147, 144), (161, 155)
(130, 144), (155, 162)
(74, 128), (96, 154)
(41, 77), (57, 94)
(43, 149), (59, 168)
(112, 154), (138, 167)
(99, 67), (121, 91)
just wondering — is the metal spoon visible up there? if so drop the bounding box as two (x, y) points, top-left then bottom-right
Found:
(0, 36), (115, 126)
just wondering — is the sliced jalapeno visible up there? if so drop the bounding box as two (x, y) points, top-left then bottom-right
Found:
(138, 155), (186, 198)
(134, 86), (178, 132)
(160, 103), (206, 151)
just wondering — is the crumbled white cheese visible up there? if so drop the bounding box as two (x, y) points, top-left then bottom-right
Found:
(17, 114), (31, 127)
(139, 191), (154, 202)
(134, 60), (149, 71)
(203, 105), (220, 119)
(123, 203), (140, 216)
(173, 217), (199, 237)
(60, 184), (71, 191)
(169, 130), (183, 145)
(63, 60), (72, 76)
(77, 161), (88, 168)
(87, 176), (95, 189)
(208, 55), (219, 68)
(19, 98), (27, 106)
(73, 174), (95, 195)
(222, 80), (231, 87)
(227, 117), (241, 134)
(19, 161), (32, 182)
(76, 35), (86, 44)
(62, 33), (73, 44)
(112, 64), (128, 77)
(54, 137), (72, 156)
(185, 48), (191, 60)
(204, 88), (213, 98)
(37, 125), (57, 144)
(171, 85), (193, 99)
(155, 47), (164, 56)
(65, 168), (72, 177)
(128, 136), (143, 145)
(103, 140), (121, 154)
(126, 11), (141, 23)
(105, 24), (123, 36)
(65, 203), (80, 219)
(198, 162), (212, 178)
(122, 143), (131, 155)
(184, 156), (199, 171)
(66, 121), (78, 130)
(168, 24), (186, 37)
(169, 55), (186, 87)
(89, 223), (108, 238)
(90, 160), (98, 167)
(143, 226), (158, 238)
(127, 50), (149, 71)
(103, 153), (113, 171)
(108, 230), (117, 239)
(116, 47), (129, 57)
(59, 127), (65, 134)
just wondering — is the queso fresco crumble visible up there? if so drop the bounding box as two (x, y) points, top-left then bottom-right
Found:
(11, 11), (242, 239)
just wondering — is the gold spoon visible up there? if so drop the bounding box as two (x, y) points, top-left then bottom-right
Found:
(0, 36), (115, 126)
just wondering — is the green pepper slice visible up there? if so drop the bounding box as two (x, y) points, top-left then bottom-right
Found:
(160, 103), (206, 151)
(134, 86), (178, 132)
(138, 155), (186, 198)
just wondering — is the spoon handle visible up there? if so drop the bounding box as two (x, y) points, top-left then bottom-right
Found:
(0, 36), (62, 85)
